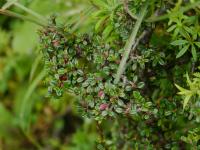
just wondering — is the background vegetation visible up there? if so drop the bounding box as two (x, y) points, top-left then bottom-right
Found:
(0, 0), (97, 149)
(1, 0), (200, 149)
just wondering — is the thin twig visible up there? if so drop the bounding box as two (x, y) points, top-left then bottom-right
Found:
(146, 1), (200, 22)
(114, 2), (148, 83)
(88, 0), (99, 9)
(1, 1), (47, 25)
(96, 121), (108, 150)
(71, 6), (94, 32)
(1, 0), (18, 10)
(125, 30), (149, 69)
(132, 30), (149, 50)
(123, 0), (138, 20)
(20, 129), (43, 150)
(13, 2), (47, 22)
(191, 62), (195, 73)
(0, 9), (46, 26)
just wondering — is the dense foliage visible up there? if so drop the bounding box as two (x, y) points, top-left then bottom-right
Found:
(0, 0), (97, 149)
(40, 0), (200, 149)
(1, 0), (200, 149)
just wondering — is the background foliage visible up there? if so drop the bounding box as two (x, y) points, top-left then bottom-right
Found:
(1, 0), (200, 150)
(0, 0), (97, 149)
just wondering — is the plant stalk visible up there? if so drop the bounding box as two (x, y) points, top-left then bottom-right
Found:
(1, 0), (18, 10)
(123, 0), (138, 20)
(146, 1), (200, 22)
(13, 2), (47, 23)
(0, 9), (46, 26)
(114, 2), (148, 83)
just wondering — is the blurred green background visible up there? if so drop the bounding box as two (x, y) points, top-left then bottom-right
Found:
(0, 0), (97, 149)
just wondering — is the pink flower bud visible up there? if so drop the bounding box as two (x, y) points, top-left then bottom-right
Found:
(98, 90), (105, 99)
(99, 103), (108, 111)
(52, 40), (60, 47)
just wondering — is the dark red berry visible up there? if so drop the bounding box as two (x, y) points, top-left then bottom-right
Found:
(59, 75), (67, 81)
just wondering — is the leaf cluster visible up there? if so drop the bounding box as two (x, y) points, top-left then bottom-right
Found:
(39, 0), (200, 149)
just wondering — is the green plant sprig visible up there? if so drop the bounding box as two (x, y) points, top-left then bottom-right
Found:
(114, 2), (148, 83)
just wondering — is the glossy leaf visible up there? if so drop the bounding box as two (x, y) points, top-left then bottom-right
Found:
(171, 40), (188, 46)
(176, 44), (189, 58)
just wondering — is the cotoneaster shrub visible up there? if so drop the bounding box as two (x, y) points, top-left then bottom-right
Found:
(38, 0), (200, 149)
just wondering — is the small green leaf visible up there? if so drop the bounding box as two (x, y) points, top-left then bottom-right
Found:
(117, 100), (125, 107)
(125, 85), (132, 91)
(183, 26), (193, 35)
(186, 73), (192, 87)
(133, 75), (138, 83)
(133, 91), (141, 99)
(58, 68), (65, 75)
(180, 29), (190, 39)
(167, 25), (176, 32)
(191, 45), (197, 62)
(171, 40), (188, 46)
(137, 82), (145, 89)
(164, 111), (172, 116)
(175, 84), (191, 95)
(102, 111), (108, 116)
(144, 115), (149, 119)
(158, 59), (165, 65)
(102, 24), (113, 39)
(95, 16), (107, 32)
(176, 45), (190, 58)
(145, 102), (152, 108)
(92, 10), (109, 18)
(92, 0), (109, 9)
(77, 77), (84, 83)
(132, 63), (137, 71)
(183, 94), (192, 110)
(115, 107), (123, 113)
(195, 42), (200, 48)
(97, 144), (105, 150)
(82, 81), (89, 87)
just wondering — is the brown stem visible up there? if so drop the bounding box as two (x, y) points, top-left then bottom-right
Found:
(96, 121), (108, 150)
(123, 0), (138, 20)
